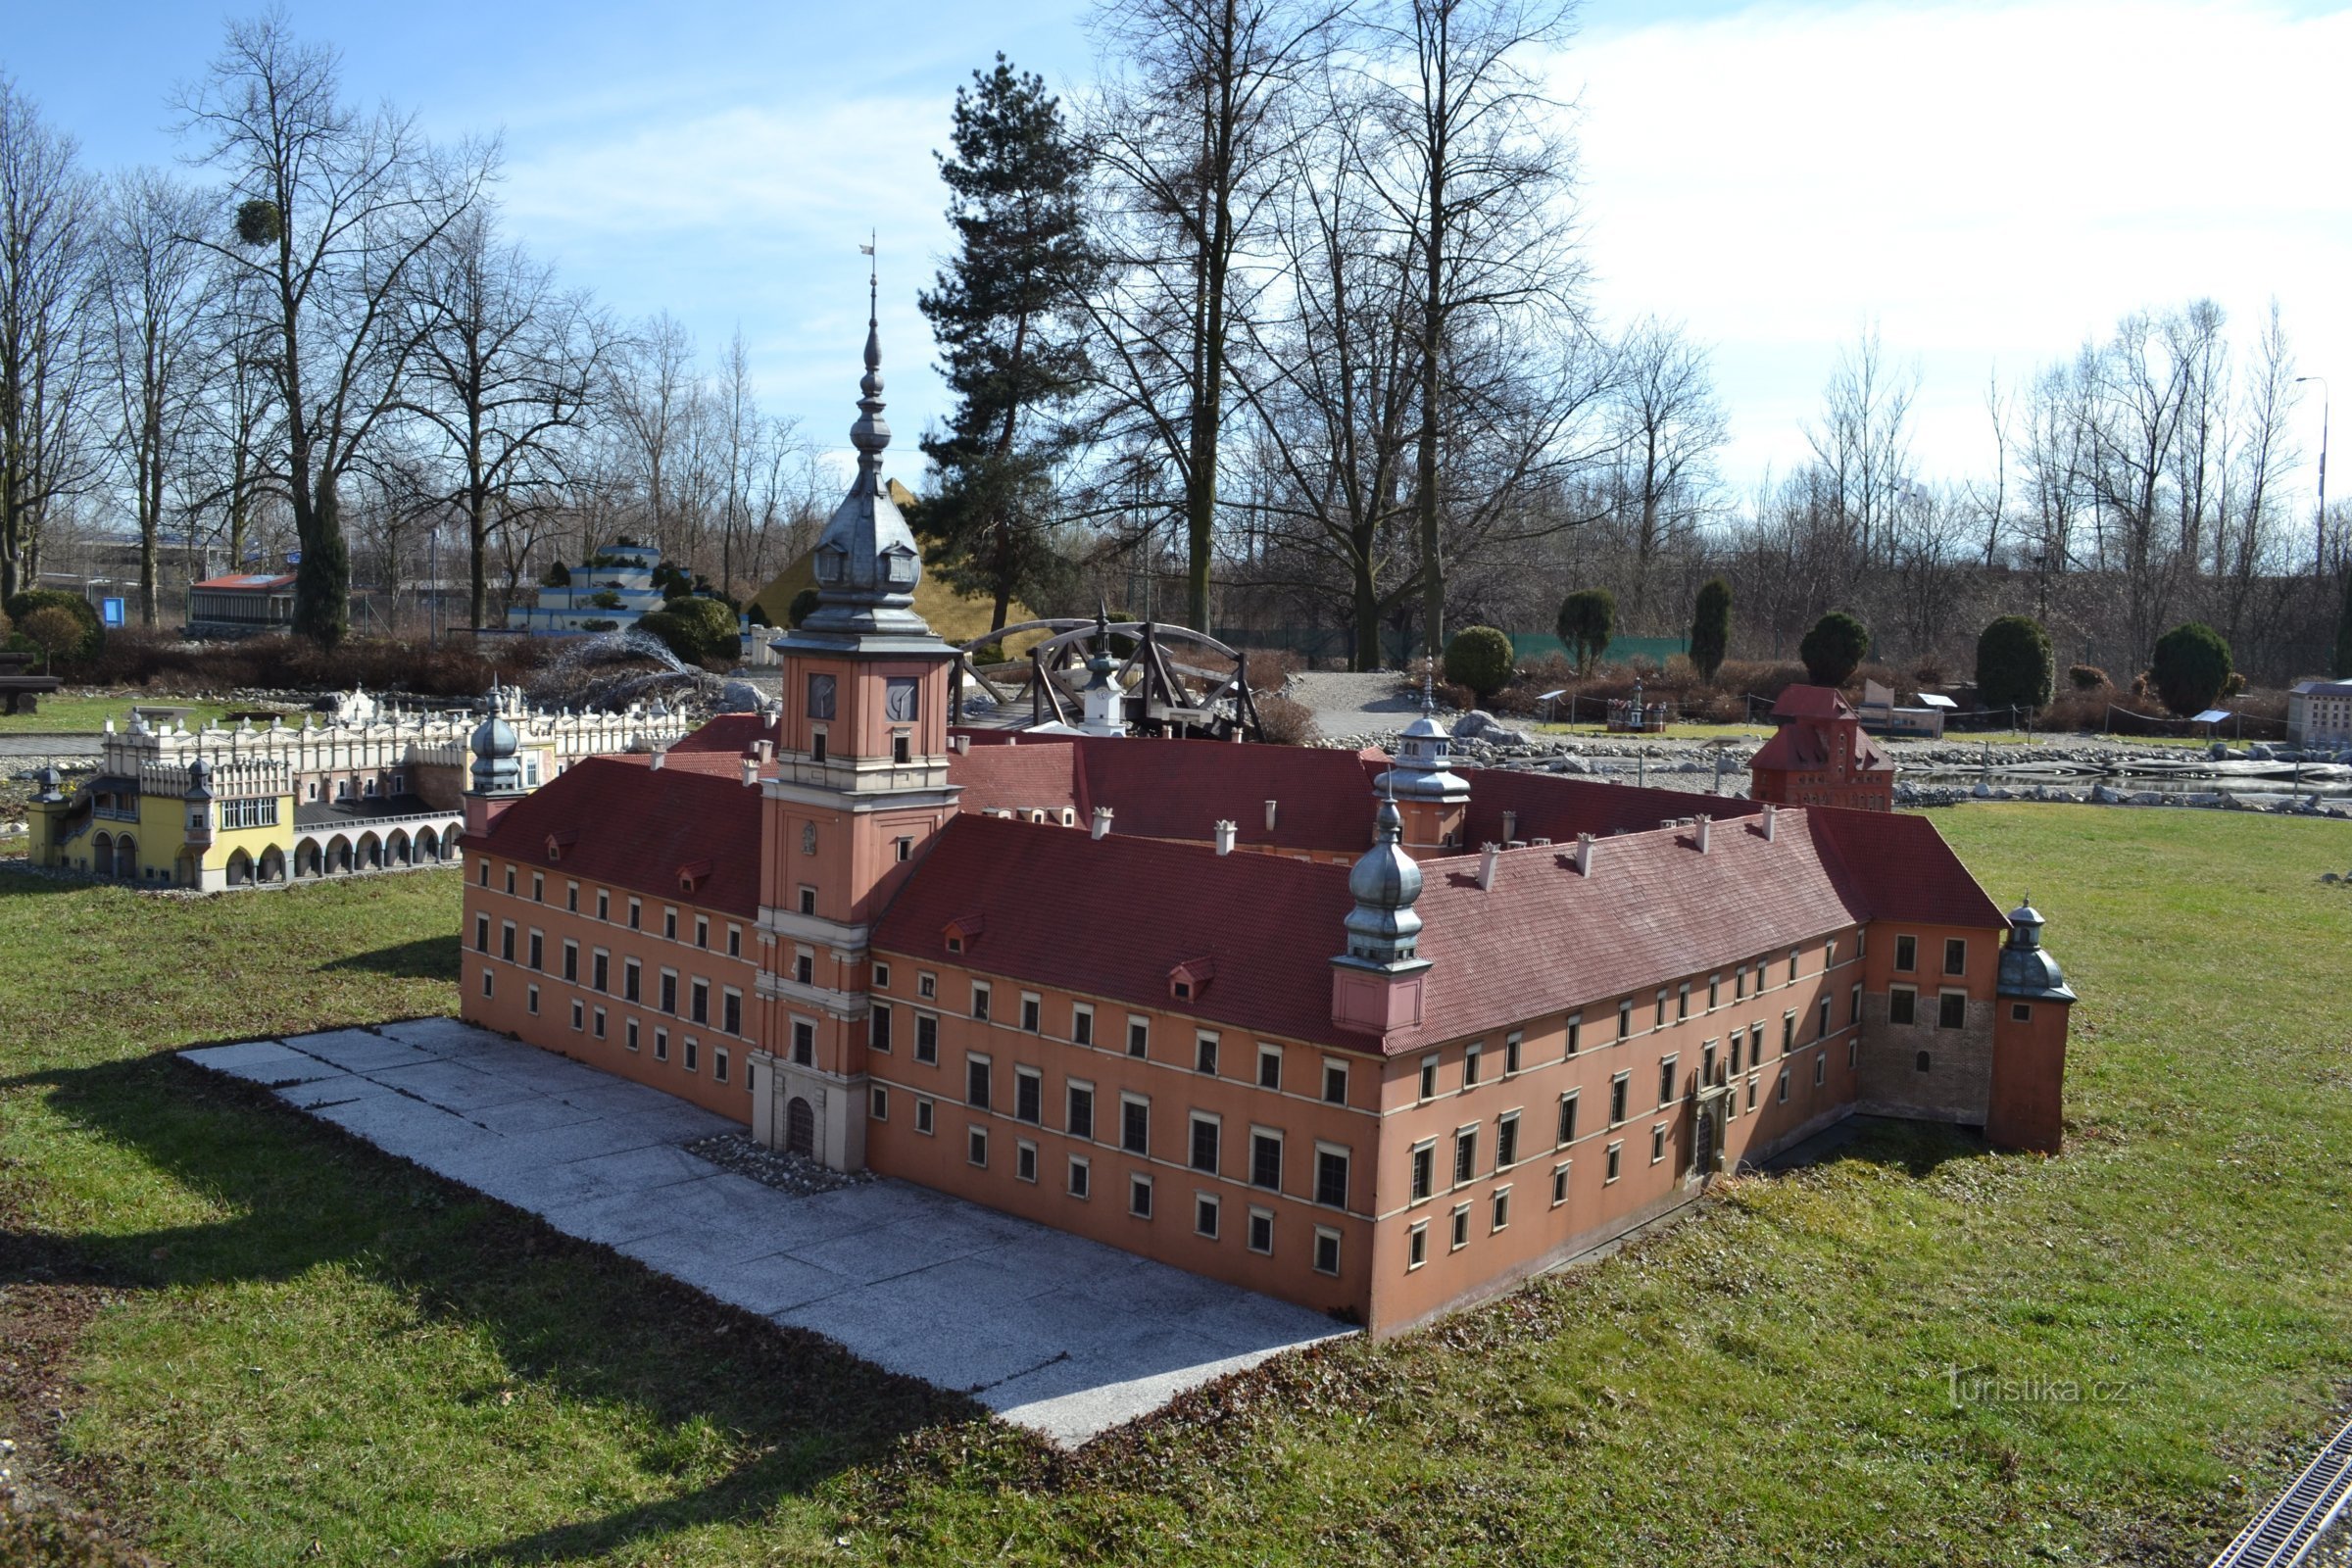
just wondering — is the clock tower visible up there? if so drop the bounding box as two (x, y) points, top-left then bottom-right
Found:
(750, 293), (960, 1170)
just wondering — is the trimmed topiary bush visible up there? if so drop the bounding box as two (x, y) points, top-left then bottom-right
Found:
(1975, 614), (2054, 713)
(1799, 612), (1870, 687)
(1443, 625), (1516, 700)
(2068, 663), (2108, 691)
(2150, 621), (2232, 715)
(640, 595), (740, 666)
(21, 605), (84, 670)
(1555, 589), (1616, 675)
(3, 588), (103, 666)
(1689, 577), (1732, 681)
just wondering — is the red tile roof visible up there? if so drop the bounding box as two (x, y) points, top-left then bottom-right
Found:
(193, 572), (296, 590)
(1771, 685), (1854, 721)
(1069, 738), (1385, 855)
(1460, 769), (1762, 846)
(1750, 717), (1893, 776)
(948, 740), (1082, 817)
(669, 712), (772, 755)
(460, 756), (762, 917)
(872, 803), (2006, 1055)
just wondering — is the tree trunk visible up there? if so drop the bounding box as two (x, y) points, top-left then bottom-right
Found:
(1351, 536), (1381, 673)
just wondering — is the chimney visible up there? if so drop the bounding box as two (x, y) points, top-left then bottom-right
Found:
(649, 750), (665, 771)
(1695, 815), (1712, 854)
(1531, 836), (1552, 847)
(1213, 819), (1237, 855)
(951, 734), (970, 755)
(1762, 804), (1778, 841)
(740, 756), (760, 787)
(1574, 832), (1594, 876)
(1501, 809), (1518, 843)
(1091, 806), (1114, 841)
(755, 739), (774, 764)
(1264, 799), (1279, 832)
(1478, 843), (1500, 891)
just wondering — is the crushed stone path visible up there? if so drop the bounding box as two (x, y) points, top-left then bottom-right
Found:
(182, 1019), (1348, 1446)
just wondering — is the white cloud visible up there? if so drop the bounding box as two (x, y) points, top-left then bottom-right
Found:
(1564, 0), (2351, 496)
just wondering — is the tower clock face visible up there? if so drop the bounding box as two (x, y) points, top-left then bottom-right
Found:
(806, 673), (836, 720)
(884, 676), (918, 723)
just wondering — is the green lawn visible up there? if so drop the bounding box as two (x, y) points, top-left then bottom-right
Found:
(0, 692), (241, 735)
(3, 807), (2349, 1565)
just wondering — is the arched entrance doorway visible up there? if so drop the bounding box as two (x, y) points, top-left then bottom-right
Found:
(784, 1097), (815, 1157)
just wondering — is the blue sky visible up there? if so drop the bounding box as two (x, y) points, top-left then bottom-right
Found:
(9, 1), (2347, 514)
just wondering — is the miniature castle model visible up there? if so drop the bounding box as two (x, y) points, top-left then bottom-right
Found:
(1749, 685), (1898, 811)
(457, 314), (2076, 1337)
(25, 685), (691, 890)
(507, 542), (668, 635)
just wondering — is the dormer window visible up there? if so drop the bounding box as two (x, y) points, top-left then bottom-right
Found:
(813, 543), (847, 585)
(881, 543), (918, 586)
(1167, 956), (1216, 1001)
(941, 914), (984, 953)
(677, 858), (712, 894)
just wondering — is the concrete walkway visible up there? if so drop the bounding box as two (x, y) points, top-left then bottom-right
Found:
(182, 1020), (1348, 1446)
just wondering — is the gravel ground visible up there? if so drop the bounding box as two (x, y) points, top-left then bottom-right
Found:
(679, 1131), (875, 1198)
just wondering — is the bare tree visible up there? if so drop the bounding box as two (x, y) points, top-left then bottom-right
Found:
(609, 312), (699, 565)
(96, 170), (219, 623)
(0, 74), (100, 603)
(1803, 319), (1917, 580)
(1606, 315), (1724, 629)
(1364, 0), (1584, 656)
(176, 14), (491, 646)
(398, 205), (611, 628)
(1082, 0), (1341, 633)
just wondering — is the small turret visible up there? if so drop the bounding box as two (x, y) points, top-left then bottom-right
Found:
(464, 683), (528, 836)
(1331, 787), (1433, 1035)
(1986, 894), (2077, 1154)
(1374, 674), (1470, 852)
(1995, 897), (2076, 1003)
(1079, 603), (1125, 738)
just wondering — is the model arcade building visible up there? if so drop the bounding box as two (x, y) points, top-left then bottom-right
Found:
(459, 313), (2075, 1337)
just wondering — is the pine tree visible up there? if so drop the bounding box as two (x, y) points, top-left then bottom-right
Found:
(917, 57), (1094, 632)
(1689, 577), (1732, 681)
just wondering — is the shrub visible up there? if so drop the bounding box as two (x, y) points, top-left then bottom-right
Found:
(746, 601), (772, 628)
(578, 618), (619, 633)
(589, 589), (622, 611)
(1799, 612), (1870, 687)
(1555, 589), (1615, 674)
(21, 606), (84, 670)
(1253, 693), (1319, 747)
(1975, 614), (2054, 712)
(539, 561), (571, 589)
(640, 596), (740, 666)
(2068, 663), (2108, 691)
(3, 588), (102, 666)
(1689, 577), (1732, 680)
(788, 587), (821, 627)
(1443, 625), (1516, 699)
(235, 197), (282, 246)
(2222, 670), (2248, 697)
(2150, 622), (2232, 715)
(1245, 647), (1301, 692)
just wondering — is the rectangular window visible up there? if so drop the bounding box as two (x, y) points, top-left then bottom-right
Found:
(1312, 1227), (1341, 1277)
(1194, 1194), (1219, 1239)
(1938, 990), (1968, 1029)
(691, 979), (710, 1026)
(663, 907), (677, 940)
(1677, 983), (1690, 1021)
(1454, 1126), (1478, 1184)
(794, 950), (813, 985)
(1609, 1071), (1629, 1125)
(1129, 1173), (1153, 1219)
(592, 951), (609, 993)
(1557, 1091), (1579, 1147)
(722, 990), (742, 1036)
(1015, 1140), (1037, 1184)
(1492, 1187), (1510, 1233)
(971, 983), (990, 1021)
(505, 865), (515, 896)
(798, 886), (816, 916)
(567, 882), (581, 913)
(1321, 1060), (1348, 1105)
(625, 1018), (639, 1052)
(1651, 1124), (1667, 1164)
(1731, 1031), (1743, 1074)
(1067, 1082), (1095, 1141)
(1702, 1040), (1718, 1086)
(1618, 1000), (1634, 1040)
(1658, 1054), (1678, 1106)
(1248, 1207), (1273, 1255)
(660, 971), (677, 1015)
(526, 984), (539, 1015)
(1749, 1023), (1765, 1063)
(727, 924), (741, 958)
(695, 916), (709, 951)
(873, 962), (891, 990)
(1409, 1220), (1429, 1269)
(1605, 1142), (1623, 1183)
(1014, 1066), (1042, 1124)
(627, 897), (641, 930)
(1814, 1053), (1827, 1087)
(714, 1049), (729, 1085)
(1410, 1142), (1436, 1202)
(918, 972), (936, 1000)
(1889, 986), (1918, 1026)
(1419, 1054), (1439, 1101)
(1068, 1155), (1091, 1199)
(683, 1037), (699, 1073)
(596, 889), (609, 921)
(1315, 1146), (1349, 1209)
(1777, 1069), (1790, 1103)
(1464, 1044), (1483, 1086)
(915, 1096), (934, 1135)
(870, 1085), (889, 1120)
(1071, 1004), (1094, 1046)
(478, 858), (491, 888)
(1566, 1012), (1582, 1055)
(870, 1003), (893, 1053)
(1189, 1113), (1220, 1173)
(1850, 984), (1863, 1025)
(1021, 994), (1042, 1033)
(966, 1054), (992, 1109)
(2011, 1003), (2033, 1024)
(474, 914), (490, 953)
(532, 873), (544, 903)
(1708, 975), (1720, 1010)
(528, 931), (544, 971)
(1654, 990), (1668, 1028)
(1783, 1011), (1795, 1054)
(968, 1126), (988, 1167)
(915, 1013), (939, 1063)
(1736, 966), (1746, 1000)
(1250, 1130), (1282, 1191)
(1256, 1044), (1282, 1091)
(623, 959), (641, 1003)
(1196, 1033), (1218, 1075)
(1944, 938), (1968, 976)
(1894, 934), (1917, 972)
(1126, 1016), (1149, 1057)
(569, 1000), (583, 1032)
(1788, 950), (1800, 983)
(1551, 1161), (1571, 1206)
(1450, 1203), (1471, 1251)
(1496, 1111), (1521, 1169)
(1121, 1095), (1150, 1155)
(791, 1018), (813, 1066)
(1818, 997), (1832, 1038)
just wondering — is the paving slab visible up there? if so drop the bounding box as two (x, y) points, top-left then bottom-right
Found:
(181, 1019), (1352, 1445)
